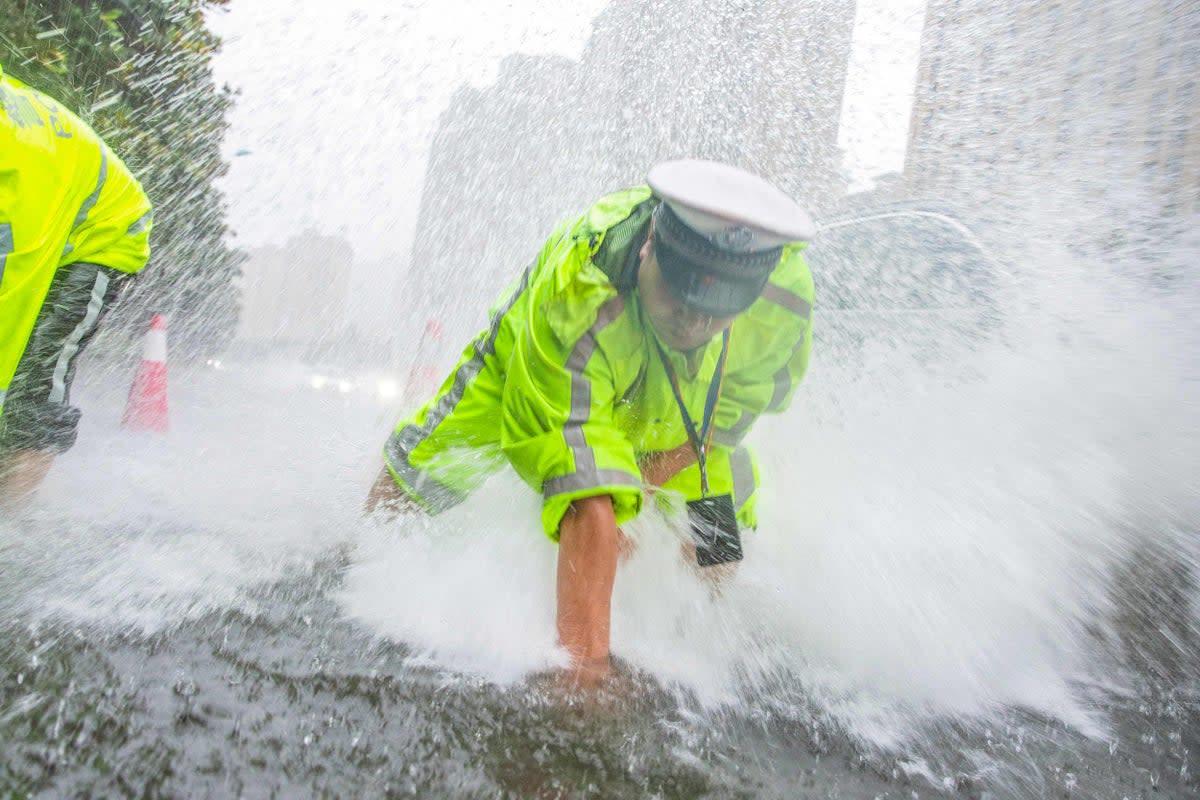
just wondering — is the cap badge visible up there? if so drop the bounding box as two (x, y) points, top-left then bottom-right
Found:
(711, 225), (754, 252)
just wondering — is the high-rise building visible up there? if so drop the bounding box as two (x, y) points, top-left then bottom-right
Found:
(906, 0), (1198, 224)
(394, 0), (858, 355)
(237, 230), (353, 346)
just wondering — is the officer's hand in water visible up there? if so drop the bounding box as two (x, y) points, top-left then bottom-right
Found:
(364, 467), (423, 516)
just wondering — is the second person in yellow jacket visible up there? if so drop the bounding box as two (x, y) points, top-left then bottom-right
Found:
(0, 65), (153, 505)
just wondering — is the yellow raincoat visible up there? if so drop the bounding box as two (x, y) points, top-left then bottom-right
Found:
(383, 186), (813, 539)
(0, 65), (152, 416)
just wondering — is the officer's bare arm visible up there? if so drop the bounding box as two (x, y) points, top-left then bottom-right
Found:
(556, 494), (621, 686)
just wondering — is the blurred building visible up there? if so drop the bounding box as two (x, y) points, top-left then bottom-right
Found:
(237, 230), (353, 346)
(393, 0), (858, 354)
(905, 0), (1199, 224)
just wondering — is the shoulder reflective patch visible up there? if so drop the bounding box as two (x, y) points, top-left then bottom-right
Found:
(127, 211), (152, 235)
(761, 282), (812, 319)
(0, 222), (11, 287)
(72, 150), (108, 229)
(767, 320), (811, 413)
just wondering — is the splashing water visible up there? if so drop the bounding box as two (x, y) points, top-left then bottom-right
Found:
(2, 0), (1198, 797)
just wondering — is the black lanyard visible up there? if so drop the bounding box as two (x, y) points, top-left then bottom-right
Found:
(653, 327), (731, 496)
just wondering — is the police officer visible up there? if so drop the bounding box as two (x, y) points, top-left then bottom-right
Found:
(368, 160), (814, 685)
(0, 66), (153, 505)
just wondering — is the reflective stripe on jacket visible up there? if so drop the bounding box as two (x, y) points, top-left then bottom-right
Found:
(385, 185), (813, 539)
(0, 65), (153, 411)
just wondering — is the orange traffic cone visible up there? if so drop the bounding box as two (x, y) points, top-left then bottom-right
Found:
(122, 314), (169, 432)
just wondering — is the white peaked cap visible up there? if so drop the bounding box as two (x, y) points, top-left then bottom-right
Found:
(647, 159), (815, 250)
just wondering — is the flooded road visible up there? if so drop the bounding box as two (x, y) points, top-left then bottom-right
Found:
(2, 338), (1196, 797)
(4, 0), (1198, 795)
(2, 550), (1196, 798)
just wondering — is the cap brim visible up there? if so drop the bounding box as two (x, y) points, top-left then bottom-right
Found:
(648, 159), (816, 242)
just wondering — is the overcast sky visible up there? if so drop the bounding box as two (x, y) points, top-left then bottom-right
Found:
(208, 0), (925, 331)
(207, 0), (610, 263)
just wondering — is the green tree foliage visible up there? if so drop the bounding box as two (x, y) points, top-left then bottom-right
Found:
(1, 0), (244, 358)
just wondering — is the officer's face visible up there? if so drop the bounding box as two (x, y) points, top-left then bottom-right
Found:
(637, 239), (736, 352)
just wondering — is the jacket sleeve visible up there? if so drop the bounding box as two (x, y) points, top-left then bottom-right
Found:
(62, 140), (152, 274)
(501, 272), (644, 541)
(712, 245), (814, 448)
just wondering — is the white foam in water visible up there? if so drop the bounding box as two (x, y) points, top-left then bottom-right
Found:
(333, 234), (1199, 747)
(1, 230), (1195, 757)
(2, 361), (374, 633)
(341, 481), (565, 682)
(2, 10), (1197, 800)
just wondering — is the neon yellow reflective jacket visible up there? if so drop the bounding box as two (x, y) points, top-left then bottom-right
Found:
(385, 186), (812, 539)
(0, 65), (153, 412)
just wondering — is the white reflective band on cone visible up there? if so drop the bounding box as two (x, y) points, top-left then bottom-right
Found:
(142, 328), (168, 363)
